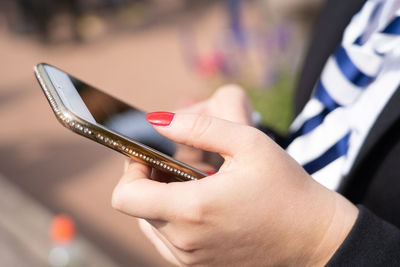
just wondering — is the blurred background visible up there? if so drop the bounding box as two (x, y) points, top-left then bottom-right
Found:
(0, 0), (322, 266)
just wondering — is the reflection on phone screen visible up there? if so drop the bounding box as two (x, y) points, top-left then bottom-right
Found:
(45, 65), (176, 156)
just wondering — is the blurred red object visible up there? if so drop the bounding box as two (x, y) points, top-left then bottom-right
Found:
(50, 214), (76, 244)
(195, 51), (226, 76)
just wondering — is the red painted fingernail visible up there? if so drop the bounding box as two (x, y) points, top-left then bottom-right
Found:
(146, 112), (175, 126)
(204, 170), (217, 175)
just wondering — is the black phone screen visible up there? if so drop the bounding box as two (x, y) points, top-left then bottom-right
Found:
(45, 65), (176, 156)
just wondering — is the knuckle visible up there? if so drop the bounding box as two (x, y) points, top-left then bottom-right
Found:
(188, 114), (212, 143)
(245, 127), (268, 150)
(181, 196), (207, 225)
(250, 127), (265, 140)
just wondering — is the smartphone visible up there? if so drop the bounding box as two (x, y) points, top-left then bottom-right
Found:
(34, 63), (207, 181)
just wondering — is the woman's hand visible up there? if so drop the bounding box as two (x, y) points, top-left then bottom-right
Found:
(174, 84), (254, 172)
(112, 112), (358, 266)
(176, 84), (254, 126)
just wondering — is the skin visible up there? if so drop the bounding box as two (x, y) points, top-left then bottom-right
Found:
(112, 85), (359, 266)
(173, 85), (254, 171)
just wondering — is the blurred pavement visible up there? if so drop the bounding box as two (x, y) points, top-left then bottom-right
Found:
(0, 174), (118, 267)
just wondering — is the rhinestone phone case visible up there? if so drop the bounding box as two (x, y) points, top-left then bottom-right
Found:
(34, 63), (207, 181)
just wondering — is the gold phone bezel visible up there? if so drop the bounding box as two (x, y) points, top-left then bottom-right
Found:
(34, 63), (207, 182)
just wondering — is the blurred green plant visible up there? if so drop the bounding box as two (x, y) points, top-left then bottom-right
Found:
(245, 72), (295, 135)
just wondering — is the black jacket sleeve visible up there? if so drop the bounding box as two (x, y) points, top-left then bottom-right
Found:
(326, 205), (400, 266)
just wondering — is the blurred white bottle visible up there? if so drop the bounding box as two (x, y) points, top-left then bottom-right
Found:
(48, 214), (85, 267)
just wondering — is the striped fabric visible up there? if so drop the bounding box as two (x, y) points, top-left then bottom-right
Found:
(286, 0), (400, 190)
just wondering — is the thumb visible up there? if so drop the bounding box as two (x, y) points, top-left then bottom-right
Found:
(146, 112), (259, 157)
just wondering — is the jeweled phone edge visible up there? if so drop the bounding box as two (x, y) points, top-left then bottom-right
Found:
(34, 63), (208, 182)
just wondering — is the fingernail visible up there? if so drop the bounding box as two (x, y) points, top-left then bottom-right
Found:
(204, 170), (217, 175)
(146, 112), (175, 126)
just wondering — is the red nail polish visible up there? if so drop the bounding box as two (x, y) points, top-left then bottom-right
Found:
(146, 112), (175, 126)
(204, 170), (217, 175)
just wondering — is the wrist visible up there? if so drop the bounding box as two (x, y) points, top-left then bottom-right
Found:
(265, 178), (358, 266)
(308, 191), (359, 266)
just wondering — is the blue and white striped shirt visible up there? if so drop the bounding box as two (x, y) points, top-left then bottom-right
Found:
(286, 0), (400, 190)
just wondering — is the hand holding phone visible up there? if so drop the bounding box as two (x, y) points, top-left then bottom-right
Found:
(34, 63), (207, 181)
